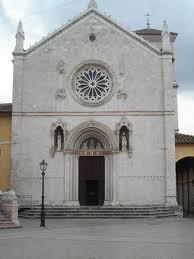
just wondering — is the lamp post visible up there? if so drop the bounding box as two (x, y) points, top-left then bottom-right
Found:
(40, 160), (48, 227)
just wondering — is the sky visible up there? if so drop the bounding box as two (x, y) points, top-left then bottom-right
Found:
(0, 0), (193, 134)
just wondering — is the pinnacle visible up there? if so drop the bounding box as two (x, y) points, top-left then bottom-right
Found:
(88, 0), (98, 9)
(15, 19), (25, 39)
(162, 19), (168, 32)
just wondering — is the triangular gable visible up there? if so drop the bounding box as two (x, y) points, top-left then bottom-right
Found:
(24, 8), (161, 56)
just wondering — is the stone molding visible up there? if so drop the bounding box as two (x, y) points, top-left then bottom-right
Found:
(56, 60), (65, 74)
(13, 111), (175, 116)
(65, 120), (118, 153)
(117, 89), (128, 100)
(55, 89), (66, 100)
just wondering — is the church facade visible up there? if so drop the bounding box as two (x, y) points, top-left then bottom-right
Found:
(11, 1), (179, 208)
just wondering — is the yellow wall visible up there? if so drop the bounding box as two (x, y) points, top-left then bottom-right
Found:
(0, 113), (11, 191)
(176, 144), (194, 162)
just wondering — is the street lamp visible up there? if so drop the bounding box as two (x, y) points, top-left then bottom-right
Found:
(40, 160), (48, 227)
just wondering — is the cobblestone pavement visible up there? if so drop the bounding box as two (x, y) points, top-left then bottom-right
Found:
(0, 217), (194, 259)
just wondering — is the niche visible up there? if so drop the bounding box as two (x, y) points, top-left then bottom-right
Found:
(51, 120), (66, 157)
(119, 126), (129, 151)
(54, 126), (64, 152)
(116, 117), (132, 157)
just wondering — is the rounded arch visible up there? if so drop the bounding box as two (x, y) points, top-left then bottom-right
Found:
(176, 156), (194, 216)
(65, 120), (118, 153)
(176, 144), (194, 162)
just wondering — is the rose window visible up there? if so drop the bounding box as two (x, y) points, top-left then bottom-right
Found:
(72, 64), (113, 107)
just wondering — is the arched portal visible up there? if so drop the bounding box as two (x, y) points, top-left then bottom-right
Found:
(176, 157), (194, 216)
(79, 137), (105, 206)
(65, 121), (119, 206)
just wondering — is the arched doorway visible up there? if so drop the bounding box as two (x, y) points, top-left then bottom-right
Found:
(78, 137), (105, 206)
(65, 120), (119, 206)
(176, 157), (194, 216)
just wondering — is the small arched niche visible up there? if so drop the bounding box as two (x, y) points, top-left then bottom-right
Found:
(51, 120), (66, 157)
(54, 126), (64, 152)
(119, 126), (129, 151)
(116, 117), (133, 157)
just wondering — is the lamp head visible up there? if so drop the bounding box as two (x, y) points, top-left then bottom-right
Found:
(40, 160), (48, 172)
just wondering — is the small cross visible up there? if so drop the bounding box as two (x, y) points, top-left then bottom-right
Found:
(145, 12), (151, 29)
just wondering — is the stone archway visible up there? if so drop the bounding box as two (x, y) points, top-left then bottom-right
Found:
(64, 120), (119, 206)
(176, 157), (194, 216)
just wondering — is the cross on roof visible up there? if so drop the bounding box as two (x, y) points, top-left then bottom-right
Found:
(145, 12), (151, 29)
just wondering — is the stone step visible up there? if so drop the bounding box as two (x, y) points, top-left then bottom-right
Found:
(19, 206), (179, 219)
(20, 208), (176, 212)
(20, 210), (177, 215)
(0, 224), (21, 229)
(22, 206), (175, 211)
(0, 211), (20, 229)
(20, 214), (177, 219)
(20, 210), (176, 215)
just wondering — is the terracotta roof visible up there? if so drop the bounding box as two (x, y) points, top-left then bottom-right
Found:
(134, 28), (178, 40)
(135, 28), (162, 35)
(0, 103), (12, 113)
(175, 133), (194, 144)
(135, 28), (177, 35)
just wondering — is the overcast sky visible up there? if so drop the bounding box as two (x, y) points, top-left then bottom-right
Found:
(0, 0), (193, 134)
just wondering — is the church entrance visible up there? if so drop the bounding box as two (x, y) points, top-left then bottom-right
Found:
(79, 156), (105, 206)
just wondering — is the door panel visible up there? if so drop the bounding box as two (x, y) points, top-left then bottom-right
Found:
(79, 156), (105, 206)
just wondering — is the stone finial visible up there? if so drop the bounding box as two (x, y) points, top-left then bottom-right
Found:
(162, 19), (168, 32)
(14, 20), (25, 53)
(88, 0), (98, 9)
(15, 20), (25, 39)
(162, 20), (172, 53)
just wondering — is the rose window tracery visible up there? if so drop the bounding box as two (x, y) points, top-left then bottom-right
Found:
(72, 64), (113, 107)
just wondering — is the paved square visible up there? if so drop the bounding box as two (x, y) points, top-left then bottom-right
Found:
(0, 217), (194, 259)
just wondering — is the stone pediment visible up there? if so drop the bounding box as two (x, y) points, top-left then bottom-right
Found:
(23, 8), (161, 57)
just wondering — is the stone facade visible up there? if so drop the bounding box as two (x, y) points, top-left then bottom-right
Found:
(11, 3), (179, 207)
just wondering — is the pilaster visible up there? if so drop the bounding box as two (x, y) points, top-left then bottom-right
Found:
(162, 20), (178, 206)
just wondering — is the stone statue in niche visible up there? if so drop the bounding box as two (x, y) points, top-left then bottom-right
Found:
(54, 126), (64, 152)
(119, 126), (129, 151)
(82, 141), (88, 149)
(121, 132), (127, 151)
(56, 132), (62, 151)
(81, 138), (103, 150)
(89, 138), (95, 149)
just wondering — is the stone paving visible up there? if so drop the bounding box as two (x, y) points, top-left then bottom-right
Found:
(0, 217), (194, 259)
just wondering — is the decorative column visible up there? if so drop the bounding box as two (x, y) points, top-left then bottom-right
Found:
(104, 154), (113, 206)
(64, 153), (70, 204)
(112, 153), (119, 205)
(71, 154), (79, 206)
(64, 153), (79, 206)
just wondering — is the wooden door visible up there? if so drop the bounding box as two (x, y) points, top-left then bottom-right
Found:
(79, 156), (105, 206)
